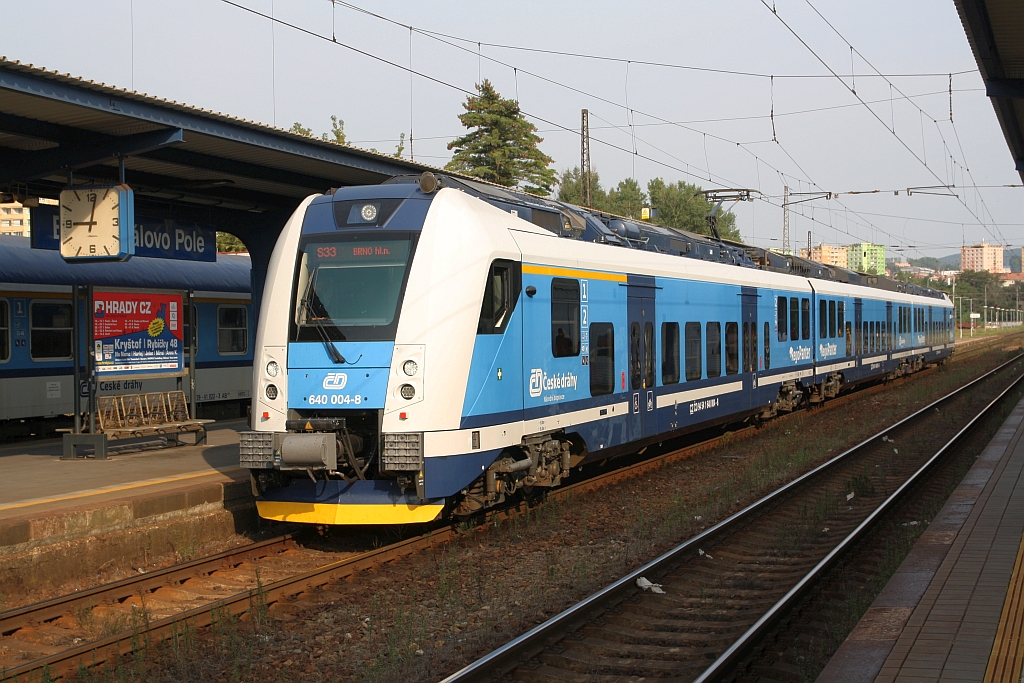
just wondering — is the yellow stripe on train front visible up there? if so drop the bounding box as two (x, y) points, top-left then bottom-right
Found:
(256, 500), (444, 525)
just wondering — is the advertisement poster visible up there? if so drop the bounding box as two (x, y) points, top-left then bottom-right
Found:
(93, 292), (184, 375)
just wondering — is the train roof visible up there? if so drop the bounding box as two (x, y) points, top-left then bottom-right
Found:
(385, 174), (948, 302)
(0, 235), (251, 293)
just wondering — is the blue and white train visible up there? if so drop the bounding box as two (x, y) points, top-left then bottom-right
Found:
(243, 173), (954, 525)
(0, 235), (254, 439)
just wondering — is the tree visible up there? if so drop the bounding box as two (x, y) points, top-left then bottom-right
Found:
(446, 80), (556, 196)
(606, 178), (646, 219)
(216, 232), (247, 252)
(289, 122), (313, 137)
(555, 166), (608, 209)
(322, 115), (346, 145)
(394, 132), (406, 158)
(646, 178), (740, 241)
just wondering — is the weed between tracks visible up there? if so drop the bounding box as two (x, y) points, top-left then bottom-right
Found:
(40, 340), (1024, 683)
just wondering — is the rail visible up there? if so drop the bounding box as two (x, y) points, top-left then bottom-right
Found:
(439, 352), (1024, 683)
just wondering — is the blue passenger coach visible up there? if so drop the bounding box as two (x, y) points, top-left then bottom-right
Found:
(243, 174), (953, 525)
(0, 235), (253, 438)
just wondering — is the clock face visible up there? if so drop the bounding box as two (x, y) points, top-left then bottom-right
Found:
(59, 186), (133, 260)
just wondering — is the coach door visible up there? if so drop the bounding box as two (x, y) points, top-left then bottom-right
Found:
(627, 277), (657, 441)
(741, 286), (758, 401)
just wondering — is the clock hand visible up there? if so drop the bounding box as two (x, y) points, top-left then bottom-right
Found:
(88, 193), (97, 233)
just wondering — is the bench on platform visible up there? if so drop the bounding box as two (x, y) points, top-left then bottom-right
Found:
(62, 390), (212, 459)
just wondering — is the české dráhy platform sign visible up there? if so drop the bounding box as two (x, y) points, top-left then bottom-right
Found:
(93, 292), (184, 376)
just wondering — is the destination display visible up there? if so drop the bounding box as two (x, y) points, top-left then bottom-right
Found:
(93, 291), (184, 376)
(33, 206), (217, 262)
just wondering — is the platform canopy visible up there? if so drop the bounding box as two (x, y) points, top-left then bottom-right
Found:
(0, 56), (439, 227)
(955, 0), (1024, 182)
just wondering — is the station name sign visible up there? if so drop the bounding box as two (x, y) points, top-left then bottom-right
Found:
(32, 206), (217, 262)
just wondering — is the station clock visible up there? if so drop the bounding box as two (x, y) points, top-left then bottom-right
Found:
(59, 185), (135, 261)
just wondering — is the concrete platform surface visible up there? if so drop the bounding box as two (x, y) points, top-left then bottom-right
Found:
(817, 395), (1024, 683)
(0, 419), (247, 522)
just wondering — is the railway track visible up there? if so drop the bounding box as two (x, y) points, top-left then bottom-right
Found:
(439, 352), (1024, 683)
(0, 334), (1017, 681)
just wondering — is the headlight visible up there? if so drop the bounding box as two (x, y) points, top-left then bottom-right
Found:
(266, 360), (280, 377)
(402, 360), (418, 376)
(266, 384), (278, 400)
(360, 203), (378, 221)
(399, 384), (415, 400)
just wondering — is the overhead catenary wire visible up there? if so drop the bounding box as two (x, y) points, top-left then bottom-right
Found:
(786, 0), (1007, 247)
(323, 0), (924, 248)
(222, 0), (986, 254)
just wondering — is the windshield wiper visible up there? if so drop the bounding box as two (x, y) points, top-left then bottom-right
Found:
(299, 268), (347, 365)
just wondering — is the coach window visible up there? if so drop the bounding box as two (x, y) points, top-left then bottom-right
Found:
(644, 323), (655, 389)
(590, 323), (615, 396)
(551, 278), (580, 357)
(706, 322), (722, 378)
(764, 322), (771, 370)
(30, 301), (73, 360)
(790, 297), (800, 342)
(629, 322), (642, 390)
(845, 322), (852, 356)
(662, 322), (680, 385)
(478, 260), (519, 334)
(801, 298), (811, 340)
(751, 323), (758, 371)
(217, 306), (248, 355)
(725, 322), (739, 375)
(0, 300), (8, 361)
(819, 300), (828, 338)
(777, 297), (788, 342)
(742, 322), (750, 373)
(182, 303), (195, 358)
(829, 300), (837, 338)
(685, 322), (702, 381)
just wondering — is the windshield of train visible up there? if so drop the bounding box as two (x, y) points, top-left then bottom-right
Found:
(292, 234), (416, 342)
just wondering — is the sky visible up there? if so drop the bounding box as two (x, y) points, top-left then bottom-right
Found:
(3, 0), (1022, 260)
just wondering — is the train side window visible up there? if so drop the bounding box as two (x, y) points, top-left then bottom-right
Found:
(829, 300), (837, 338)
(551, 278), (580, 357)
(478, 260), (519, 335)
(662, 322), (680, 385)
(863, 321), (868, 353)
(845, 322), (852, 356)
(644, 322), (655, 389)
(0, 300), (8, 362)
(790, 297), (800, 341)
(217, 306), (248, 355)
(725, 322), (739, 375)
(706, 322), (722, 378)
(742, 321), (750, 373)
(837, 302), (845, 337)
(685, 322), (702, 381)
(182, 303), (196, 357)
(777, 297), (788, 342)
(801, 298), (811, 340)
(751, 322), (758, 371)
(590, 323), (615, 396)
(764, 321), (771, 370)
(819, 300), (828, 338)
(30, 301), (73, 360)
(629, 322), (641, 391)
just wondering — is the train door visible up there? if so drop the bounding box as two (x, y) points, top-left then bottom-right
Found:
(928, 307), (933, 346)
(741, 286), (758, 403)
(627, 278), (657, 441)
